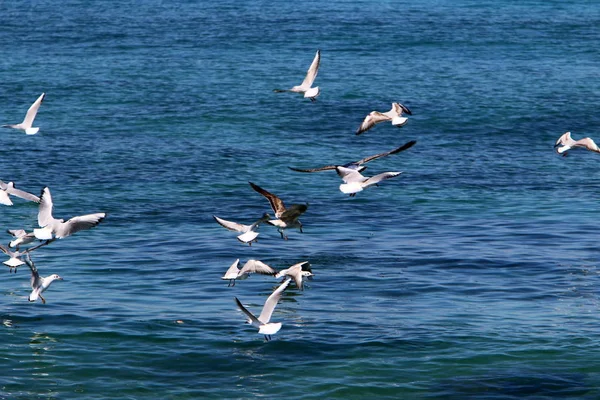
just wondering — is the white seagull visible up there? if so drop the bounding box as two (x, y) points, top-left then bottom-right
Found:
(249, 182), (307, 240)
(273, 50), (321, 101)
(554, 131), (600, 156)
(213, 213), (271, 245)
(289, 140), (416, 173)
(7, 229), (37, 250)
(34, 187), (107, 240)
(356, 102), (412, 135)
(222, 259), (277, 287)
(0, 241), (48, 273)
(235, 278), (291, 341)
(274, 261), (313, 290)
(3, 93), (46, 135)
(0, 180), (40, 206)
(336, 166), (402, 197)
(24, 253), (63, 304)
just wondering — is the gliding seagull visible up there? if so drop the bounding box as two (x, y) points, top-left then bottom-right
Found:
(234, 278), (291, 341)
(356, 102), (412, 135)
(288, 140), (416, 173)
(34, 187), (106, 240)
(274, 261), (313, 290)
(213, 213), (271, 245)
(273, 50), (321, 101)
(24, 253), (63, 304)
(336, 166), (402, 197)
(554, 131), (600, 156)
(2, 93), (46, 135)
(249, 182), (307, 240)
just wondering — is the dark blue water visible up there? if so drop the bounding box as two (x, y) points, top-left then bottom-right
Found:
(2, 1), (600, 398)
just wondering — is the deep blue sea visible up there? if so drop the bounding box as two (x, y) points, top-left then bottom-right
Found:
(2, 0), (600, 398)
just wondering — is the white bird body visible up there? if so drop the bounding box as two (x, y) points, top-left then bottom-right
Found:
(275, 261), (312, 290)
(213, 213), (270, 245)
(356, 102), (412, 135)
(3, 93), (45, 135)
(7, 229), (37, 249)
(24, 253), (62, 304)
(34, 187), (106, 240)
(235, 278), (291, 340)
(222, 259), (277, 286)
(274, 50), (321, 101)
(554, 131), (600, 156)
(0, 181), (40, 206)
(336, 166), (402, 197)
(249, 182), (307, 240)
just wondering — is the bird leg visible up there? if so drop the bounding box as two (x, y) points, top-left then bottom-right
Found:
(264, 335), (271, 341)
(40, 295), (46, 304)
(299, 223), (303, 233)
(350, 193), (356, 197)
(310, 97), (316, 103)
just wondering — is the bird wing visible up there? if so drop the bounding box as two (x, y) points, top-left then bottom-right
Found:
(249, 182), (286, 216)
(288, 165), (337, 173)
(299, 50), (320, 89)
(7, 229), (27, 238)
(356, 111), (391, 135)
(235, 297), (261, 327)
(258, 278), (291, 324)
(37, 187), (55, 227)
(336, 166), (366, 183)
(0, 244), (13, 257)
(57, 213), (106, 238)
(392, 102), (412, 116)
(279, 203), (307, 222)
(240, 259), (277, 276)
(5, 182), (40, 203)
(363, 171), (402, 188)
(576, 137), (600, 152)
(222, 259), (241, 278)
(24, 253), (40, 284)
(213, 215), (248, 233)
(354, 141), (417, 165)
(283, 264), (304, 289)
(22, 93), (45, 128)
(555, 131), (575, 147)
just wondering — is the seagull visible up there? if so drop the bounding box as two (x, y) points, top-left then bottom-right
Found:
(0, 180), (41, 206)
(2, 93), (46, 135)
(336, 166), (402, 197)
(7, 229), (37, 250)
(234, 278), (291, 341)
(249, 182), (307, 240)
(222, 259), (278, 287)
(554, 131), (600, 156)
(24, 253), (63, 304)
(288, 140), (416, 173)
(213, 213), (271, 245)
(356, 102), (412, 135)
(34, 187), (106, 240)
(274, 261), (313, 290)
(0, 241), (48, 273)
(273, 50), (321, 101)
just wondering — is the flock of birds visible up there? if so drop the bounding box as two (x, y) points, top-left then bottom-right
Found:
(3, 49), (597, 341)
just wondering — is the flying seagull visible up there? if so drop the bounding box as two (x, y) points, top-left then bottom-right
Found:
(273, 50), (321, 102)
(24, 253), (63, 304)
(213, 213), (271, 245)
(34, 187), (106, 240)
(336, 166), (402, 197)
(222, 259), (277, 287)
(0, 241), (48, 273)
(554, 131), (600, 156)
(274, 261), (313, 290)
(356, 102), (412, 135)
(0, 180), (40, 206)
(249, 182), (307, 240)
(7, 229), (37, 250)
(234, 278), (291, 341)
(288, 140), (416, 173)
(3, 93), (46, 135)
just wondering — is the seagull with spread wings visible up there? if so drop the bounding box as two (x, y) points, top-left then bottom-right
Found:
(554, 131), (600, 156)
(3, 93), (46, 135)
(221, 259), (278, 287)
(273, 50), (321, 102)
(336, 166), (402, 197)
(356, 102), (412, 135)
(288, 140), (416, 173)
(213, 213), (271, 245)
(274, 261), (313, 290)
(249, 182), (307, 240)
(24, 253), (63, 304)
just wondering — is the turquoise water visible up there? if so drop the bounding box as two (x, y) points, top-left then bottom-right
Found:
(2, 1), (600, 398)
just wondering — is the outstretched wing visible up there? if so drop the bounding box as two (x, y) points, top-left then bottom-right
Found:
(5, 182), (40, 203)
(356, 111), (391, 135)
(239, 259), (277, 276)
(58, 213), (106, 238)
(22, 93), (45, 128)
(37, 187), (55, 227)
(288, 165), (337, 173)
(279, 204), (307, 222)
(249, 182), (286, 216)
(354, 140), (417, 165)
(299, 50), (320, 89)
(258, 278), (291, 324)
(213, 215), (248, 233)
(235, 297), (261, 326)
(336, 166), (366, 183)
(363, 171), (402, 188)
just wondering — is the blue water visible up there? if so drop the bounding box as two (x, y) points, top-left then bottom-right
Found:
(2, 0), (600, 398)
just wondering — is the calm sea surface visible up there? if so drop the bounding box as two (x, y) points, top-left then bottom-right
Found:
(2, 1), (600, 398)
